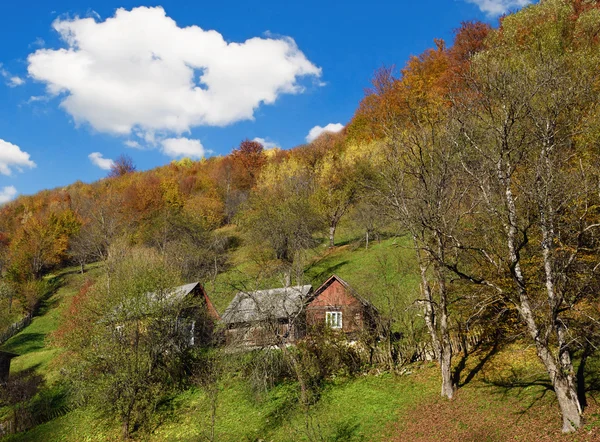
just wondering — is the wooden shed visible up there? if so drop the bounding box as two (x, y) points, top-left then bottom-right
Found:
(163, 282), (220, 346)
(112, 282), (220, 347)
(221, 285), (313, 348)
(306, 275), (377, 338)
(0, 351), (18, 382)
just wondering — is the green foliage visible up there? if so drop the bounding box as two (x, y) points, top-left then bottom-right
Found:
(53, 249), (199, 438)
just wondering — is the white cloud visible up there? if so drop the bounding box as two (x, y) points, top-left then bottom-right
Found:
(465, 0), (532, 16)
(305, 123), (344, 143)
(0, 64), (25, 88)
(160, 138), (205, 158)
(0, 186), (18, 205)
(0, 139), (36, 175)
(124, 140), (141, 149)
(8, 76), (25, 87)
(88, 152), (115, 170)
(30, 37), (46, 48)
(252, 137), (278, 149)
(27, 6), (322, 140)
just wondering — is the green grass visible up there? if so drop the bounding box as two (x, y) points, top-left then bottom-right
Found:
(1, 264), (103, 382)
(3, 367), (438, 442)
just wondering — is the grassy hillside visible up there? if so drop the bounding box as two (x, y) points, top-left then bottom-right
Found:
(1, 230), (600, 441)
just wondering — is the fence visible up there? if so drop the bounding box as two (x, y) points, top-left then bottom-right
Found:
(371, 326), (488, 367)
(0, 313), (33, 345)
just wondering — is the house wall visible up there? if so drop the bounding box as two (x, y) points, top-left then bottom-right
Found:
(225, 319), (304, 348)
(306, 279), (365, 334)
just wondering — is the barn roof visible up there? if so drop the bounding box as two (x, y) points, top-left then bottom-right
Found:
(221, 285), (313, 325)
(313, 274), (376, 309)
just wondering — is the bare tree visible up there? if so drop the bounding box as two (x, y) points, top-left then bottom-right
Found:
(107, 154), (136, 178)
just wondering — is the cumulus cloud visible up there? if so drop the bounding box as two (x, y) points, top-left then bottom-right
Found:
(27, 6), (322, 141)
(160, 138), (205, 158)
(0, 139), (36, 175)
(305, 123), (344, 143)
(465, 0), (532, 16)
(0, 186), (18, 205)
(88, 152), (115, 170)
(252, 137), (278, 149)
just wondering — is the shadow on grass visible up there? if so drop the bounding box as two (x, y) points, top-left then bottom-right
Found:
(305, 260), (350, 283)
(330, 419), (365, 441)
(1, 332), (47, 354)
(452, 339), (499, 388)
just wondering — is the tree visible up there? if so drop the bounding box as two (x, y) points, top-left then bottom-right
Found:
(369, 40), (465, 399)
(54, 248), (201, 438)
(108, 154), (136, 178)
(241, 162), (323, 286)
(313, 147), (361, 248)
(449, 2), (600, 430)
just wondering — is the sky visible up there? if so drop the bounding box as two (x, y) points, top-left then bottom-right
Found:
(0, 0), (534, 202)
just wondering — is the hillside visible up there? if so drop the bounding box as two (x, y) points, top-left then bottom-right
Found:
(2, 1), (600, 440)
(1, 232), (600, 441)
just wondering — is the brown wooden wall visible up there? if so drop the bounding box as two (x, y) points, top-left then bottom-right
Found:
(306, 279), (365, 334)
(225, 320), (305, 348)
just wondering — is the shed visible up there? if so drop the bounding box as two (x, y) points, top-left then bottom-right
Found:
(111, 282), (219, 347)
(0, 351), (18, 382)
(221, 285), (313, 348)
(306, 275), (378, 338)
(164, 282), (220, 346)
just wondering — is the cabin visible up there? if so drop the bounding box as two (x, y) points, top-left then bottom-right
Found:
(163, 282), (220, 346)
(110, 282), (219, 347)
(306, 275), (378, 338)
(221, 285), (313, 348)
(0, 351), (18, 383)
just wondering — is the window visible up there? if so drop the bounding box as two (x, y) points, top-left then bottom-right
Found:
(326, 311), (342, 329)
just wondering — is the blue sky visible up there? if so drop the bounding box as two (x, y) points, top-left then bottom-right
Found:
(0, 0), (532, 202)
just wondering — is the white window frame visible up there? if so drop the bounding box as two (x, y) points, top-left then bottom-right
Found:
(326, 311), (343, 329)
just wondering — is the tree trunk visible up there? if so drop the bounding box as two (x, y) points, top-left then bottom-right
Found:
(533, 337), (582, 432)
(414, 241), (441, 361)
(500, 164), (582, 432)
(329, 224), (336, 248)
(284, 269), (292, 288)
(434, 258), (454, 399)
(365, 230), (370, 250)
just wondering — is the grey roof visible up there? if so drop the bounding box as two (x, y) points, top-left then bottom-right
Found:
(221, 285), (313, 325)
(149, 282), (202, 303)
(107, 282), (203, 322)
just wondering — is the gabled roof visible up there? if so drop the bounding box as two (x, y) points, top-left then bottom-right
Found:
(163, 282), (220, 320)
(147, 282), (201, 303)
(221, 285), (313, 325)
(312, 274), (375, 309)
(110, 282), (219, 321)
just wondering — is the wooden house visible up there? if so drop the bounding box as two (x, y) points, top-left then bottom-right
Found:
(111, 282), (220, 347)
(306, 275), (377, 338)
(0, 351), (18, 383)
(221, 285), (313, 348)
(162, 282), (220, 346)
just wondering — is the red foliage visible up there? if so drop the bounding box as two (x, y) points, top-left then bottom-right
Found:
(108, 154), (137, 178)
(230, 139), (266, 190)
(449, 21), (491, 65)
